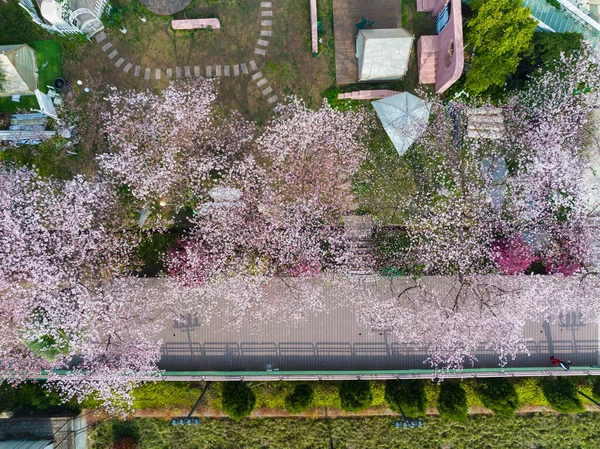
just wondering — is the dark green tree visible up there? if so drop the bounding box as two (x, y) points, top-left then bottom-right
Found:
(384, 380), (428, 418)
(221, 382), (256, 421)
(475, 378), (520, 417)
(465, 0), (536, 96)
(284, 383), (314, 413)
(541, 377), (584, 413)
(437, 381), (468, 421)
(338, 380), (373, 412)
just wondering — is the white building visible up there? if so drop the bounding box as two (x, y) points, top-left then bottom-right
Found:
(19, 0), (108, 38)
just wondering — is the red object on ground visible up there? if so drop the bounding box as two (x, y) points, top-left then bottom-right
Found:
(550, 356), (560, 366)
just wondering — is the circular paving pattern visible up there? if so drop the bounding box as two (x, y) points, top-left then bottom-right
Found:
(138, 0), (192, 16)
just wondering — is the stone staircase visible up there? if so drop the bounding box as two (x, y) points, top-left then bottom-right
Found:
(417, 36), (438, 85)
(343, 215), (375, 277)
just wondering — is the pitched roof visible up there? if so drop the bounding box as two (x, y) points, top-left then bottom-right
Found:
(0, 44), (38, 96)
(355, 28), (413, 82)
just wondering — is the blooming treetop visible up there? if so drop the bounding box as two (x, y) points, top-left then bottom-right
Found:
(0, 165), (169, 411)
(98, 78), (221, 203)
(344, 274), (600, 373)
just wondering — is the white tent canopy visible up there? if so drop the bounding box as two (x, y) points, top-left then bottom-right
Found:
(0, 44), (38, 96)
(372, 92), (430, 157)
(355, 29), (413, 82)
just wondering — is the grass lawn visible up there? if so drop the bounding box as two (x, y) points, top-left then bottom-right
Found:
(90, 414), (600, 449)
(0, 40), (63, 115)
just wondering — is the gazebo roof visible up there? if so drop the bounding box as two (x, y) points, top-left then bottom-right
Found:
(372, 92), (430, 157)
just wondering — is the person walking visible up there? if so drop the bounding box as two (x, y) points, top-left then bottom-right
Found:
(550, 356), (571, 371)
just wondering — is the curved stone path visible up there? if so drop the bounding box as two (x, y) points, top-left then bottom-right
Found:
(94, 1), (279, 107)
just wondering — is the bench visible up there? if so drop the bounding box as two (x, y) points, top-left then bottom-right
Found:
(171, 18), (221, 30)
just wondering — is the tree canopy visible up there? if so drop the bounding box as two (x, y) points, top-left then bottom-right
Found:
(465, 0), (536, 96)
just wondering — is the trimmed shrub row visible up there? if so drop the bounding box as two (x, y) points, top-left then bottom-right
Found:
(5, 376), (597, 420)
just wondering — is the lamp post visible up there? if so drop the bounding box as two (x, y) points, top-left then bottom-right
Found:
(171, 382), (211, 426)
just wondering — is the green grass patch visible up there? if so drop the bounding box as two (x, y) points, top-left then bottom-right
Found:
(90, 414), (600, 449)
(0, 40), (62, 114)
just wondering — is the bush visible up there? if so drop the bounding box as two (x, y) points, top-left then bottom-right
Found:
(284, 383), (314, 413)
(338, 380), (373, 412)
(437, 382), (468, 422)
(111, 437), (138, 449)
(475, 378), (520, 417)
(221, 382), (256, 421)
(0, 381), (81, 414)
(541, 377), (584, 413)
(593, 377), (600, 401)
(385, 380), (428, 418)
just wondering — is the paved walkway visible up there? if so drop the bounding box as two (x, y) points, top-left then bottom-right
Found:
(94, 1), (279, 107)
(332, 0), (401, 84)
(150, 277), (600, 375)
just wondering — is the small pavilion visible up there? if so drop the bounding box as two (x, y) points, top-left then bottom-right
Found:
(355, 29), (413, 82)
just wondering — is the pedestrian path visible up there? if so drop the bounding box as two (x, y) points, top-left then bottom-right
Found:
(93, 1), (279, 108)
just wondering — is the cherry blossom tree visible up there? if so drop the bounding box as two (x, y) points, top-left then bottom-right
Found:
(344, 273), (600, 373)
(504, 49), (600, 272)
(0, 165), (169, 411)
(98, 78), (228, 204)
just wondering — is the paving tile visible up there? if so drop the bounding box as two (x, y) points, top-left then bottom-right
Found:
(185, 66), (191, 77)
(123, 62), (133, 73)
(261, 20), (272, 26)
(260, 30), (272, 36)
(262, 86), (273, 95)
(250, 60), (258, 71)
(216, 65), (222, 77)
(166, 68), (172, 78)
(252, 71), (263, 81)
(255, 48), (267, 55)
(206, 66), (212, 77)
(115, 57), (125, 68)
(134, 65), (141, 77)
(95, 31), (107, 43)
(155, 68), (161, 80)
(194, 65), (200, 77)
(256, 78), (268, 87)
(108, 50), (118, 59)
(101, 42), (112, 52)
(224, 65), (230, 76)
(257, 39), (269, 47)
(144, 68), (151, 80)
(261, 10), (273, 16)
(267, 95), (278, 104)
(233, 64), (240, 76)
(241, 63), (249, 75)
(176, 66), (182, 78)
(261, 2), (272, 7)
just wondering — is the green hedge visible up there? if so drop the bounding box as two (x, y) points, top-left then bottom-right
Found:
(384, 379), (428, 418)
(284, 383), (314, 413)
(338, 380), (373, 412)
(475, 378), (520, 417)
(438, 381), (468, 422)
(542, 377), (584, 413)
(221, 382), (256, 421)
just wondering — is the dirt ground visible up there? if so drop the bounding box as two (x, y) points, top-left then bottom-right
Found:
(62, 0), (334, 122)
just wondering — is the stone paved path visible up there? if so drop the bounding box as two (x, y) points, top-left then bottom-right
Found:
(95, 0), (279, 108)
